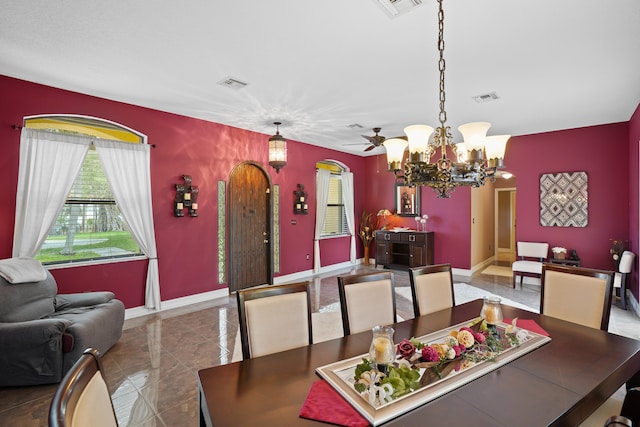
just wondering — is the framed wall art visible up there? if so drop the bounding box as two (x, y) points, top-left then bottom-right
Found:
(539, 171), (588, 227)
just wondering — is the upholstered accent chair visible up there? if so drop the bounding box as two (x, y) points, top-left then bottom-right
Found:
(49, 348), (118, 427)
(540, 264), (614, 331)
(236, 282), (312, 359)
(337, 271), (396, 336)
(512, 241), (549, 288)
(408, 263), (455, 317)
(0, 260), (125, 387)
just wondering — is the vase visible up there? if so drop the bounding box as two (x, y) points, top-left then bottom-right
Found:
(364, 245), (371, 265)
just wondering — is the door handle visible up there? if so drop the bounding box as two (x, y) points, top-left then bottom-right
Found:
(264, 239), (269, 244)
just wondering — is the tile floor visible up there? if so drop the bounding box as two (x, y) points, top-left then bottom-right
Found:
(1, 263), (638, 427)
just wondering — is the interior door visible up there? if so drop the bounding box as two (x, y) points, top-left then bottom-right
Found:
(228, 162), (272, 292)
(496, 188), (516, 262)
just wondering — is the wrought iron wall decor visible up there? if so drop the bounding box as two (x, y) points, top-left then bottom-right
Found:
(174, 175), (199, 217)
(540, 171), (588, 227)
(293, 184), (308, 215)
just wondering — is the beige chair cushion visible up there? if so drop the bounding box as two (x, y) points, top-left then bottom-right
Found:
(72, 371), (118, 427)
(543, 270), (607, 330)
(518, 242), (549, 258)
(512, 260), (543, 274)
(344, 279), (394, 334)
(414, 271), (453, 315)
(245, 292), (310, 358)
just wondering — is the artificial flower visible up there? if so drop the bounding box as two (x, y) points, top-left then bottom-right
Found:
(456, 330), (475, 348)
(396, 339), (416, 360)
(421, 346), (439, 362)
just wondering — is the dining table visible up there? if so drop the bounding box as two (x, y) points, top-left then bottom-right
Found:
(198, 299), (640, 427)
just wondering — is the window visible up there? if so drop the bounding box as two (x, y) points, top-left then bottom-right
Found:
(26, 116), (142, 265)
(318, 161), (349, 237)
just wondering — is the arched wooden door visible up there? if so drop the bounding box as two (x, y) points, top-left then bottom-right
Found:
(228, 162), (272, 292)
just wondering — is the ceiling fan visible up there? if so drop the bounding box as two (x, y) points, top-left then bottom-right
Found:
(344, 127), (388, 152)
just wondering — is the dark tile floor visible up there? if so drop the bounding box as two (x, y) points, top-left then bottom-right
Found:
(1, 263), (637, 426)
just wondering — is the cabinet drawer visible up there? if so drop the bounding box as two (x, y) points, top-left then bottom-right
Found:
(400, 233), (425, 243)
(375, 231), (402, 241)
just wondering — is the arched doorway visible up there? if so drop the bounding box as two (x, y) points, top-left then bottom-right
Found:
(228, 162), (272, 292)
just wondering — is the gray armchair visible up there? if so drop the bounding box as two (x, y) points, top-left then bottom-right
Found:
(0, 269), (124, 386)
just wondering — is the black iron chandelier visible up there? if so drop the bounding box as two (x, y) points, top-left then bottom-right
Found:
(383, 0), (510, 198)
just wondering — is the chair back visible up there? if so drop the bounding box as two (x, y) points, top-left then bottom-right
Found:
(49, 348), (118, 427)
(540, 264), (614, 330)
(409, 264), (455, 317)
(236, 282), (312, 359)
(517, 242), (549, 260)
(337, 271), (396, 335)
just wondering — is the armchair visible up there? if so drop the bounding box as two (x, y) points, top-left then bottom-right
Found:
(0, 261), (124, 386)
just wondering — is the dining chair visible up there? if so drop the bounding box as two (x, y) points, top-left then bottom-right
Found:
(614, 251), (636, 310)
(604, 386), (640, 426)
(236, 281), (312, 359)
(337, 271), (396, 335)
(48, 348), (118, 427)
(540, 264), (615, 331)
(512, 241), (549, 288)
(409, 263), (455, 317)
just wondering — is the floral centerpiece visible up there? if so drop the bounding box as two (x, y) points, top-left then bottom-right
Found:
(359, 211), (375, 264)
(353, 318), (529, 407)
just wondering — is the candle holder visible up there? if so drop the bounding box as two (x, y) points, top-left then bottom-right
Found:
(481, 297), (503, 325)
(174, 175), (200, 217)
(369, 325), (395, 374)
(293, 184), (308, 215)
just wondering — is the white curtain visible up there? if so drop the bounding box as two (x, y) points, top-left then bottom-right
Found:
(313, 168), (331, 273)
(13, 128), (90, 257)
(341, 171), (356, 264)
(94, 139), (160, 310)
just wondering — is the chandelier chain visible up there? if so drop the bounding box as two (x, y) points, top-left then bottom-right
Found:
(437, 0), (446, 127)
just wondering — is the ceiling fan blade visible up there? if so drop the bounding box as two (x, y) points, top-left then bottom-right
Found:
(364, 145), (375, 152)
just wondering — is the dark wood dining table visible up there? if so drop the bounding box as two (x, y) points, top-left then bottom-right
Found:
(198, 299), (640, 427)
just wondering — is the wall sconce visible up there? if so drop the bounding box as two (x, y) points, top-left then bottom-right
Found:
(174, 175), (199, 217)
(293, 184), (308, 215)
(268, 121), (287, 173)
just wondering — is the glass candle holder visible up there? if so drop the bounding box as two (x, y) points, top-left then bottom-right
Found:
(369, 325), (395, 373)
(481, 297), (503, 325)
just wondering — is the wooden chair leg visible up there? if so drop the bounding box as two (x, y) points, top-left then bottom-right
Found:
(512, 273), (517, 289)
(620, 274), (627, 310)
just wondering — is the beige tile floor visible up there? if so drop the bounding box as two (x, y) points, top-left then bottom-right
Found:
(1, 264), (638, 426)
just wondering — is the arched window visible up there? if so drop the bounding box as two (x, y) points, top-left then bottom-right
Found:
(22, 115), (145, 265)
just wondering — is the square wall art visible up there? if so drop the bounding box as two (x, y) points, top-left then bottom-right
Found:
(539, 171), (588, 227)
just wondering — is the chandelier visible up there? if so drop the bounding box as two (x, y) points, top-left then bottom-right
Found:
(384, 0), (510, 198)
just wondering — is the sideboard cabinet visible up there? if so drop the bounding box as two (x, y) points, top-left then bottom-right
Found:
(374, 230), (434, 270)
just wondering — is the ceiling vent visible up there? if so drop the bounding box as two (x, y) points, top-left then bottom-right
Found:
(217, 77), (249, 90)
(347, 123), (364, 129)
(473, 92), (500, 103)
(372, 0), (424, 19)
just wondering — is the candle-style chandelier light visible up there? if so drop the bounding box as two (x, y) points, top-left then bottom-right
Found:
(383, 0), (510, 198)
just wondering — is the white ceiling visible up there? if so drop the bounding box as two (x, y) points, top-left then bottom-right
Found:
(1, 0), (639, 157)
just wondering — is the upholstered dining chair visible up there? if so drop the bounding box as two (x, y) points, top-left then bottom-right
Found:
(236, 281), (312, 359)
(540, 264), (615, 331)
(337, 271), (396, 336)
(604, 387), (640, 426)
(614, 251), (636, 310)
(512, 241), (549, 288)
(49, 348), (118, 427)
(409, 264), (455, 317)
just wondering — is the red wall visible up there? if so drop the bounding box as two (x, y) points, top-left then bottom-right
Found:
(0, 75), (366, 308)
(507, 123), (630, 270)
(628, 103), (640, 300)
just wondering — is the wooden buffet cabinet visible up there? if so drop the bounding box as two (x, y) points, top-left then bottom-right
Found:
(375, 230), (434, 270)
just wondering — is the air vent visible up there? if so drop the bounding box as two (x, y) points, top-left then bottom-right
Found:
(347, 123), (364, 129)
(372, 0), (424, 18)
(217, 77), (249, 90)
(472, 92), (500, 103)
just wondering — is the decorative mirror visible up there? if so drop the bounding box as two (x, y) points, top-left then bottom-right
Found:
(395, 184), (420, 216)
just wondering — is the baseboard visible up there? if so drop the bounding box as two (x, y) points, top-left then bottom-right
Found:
(125, 288), (228, 320)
